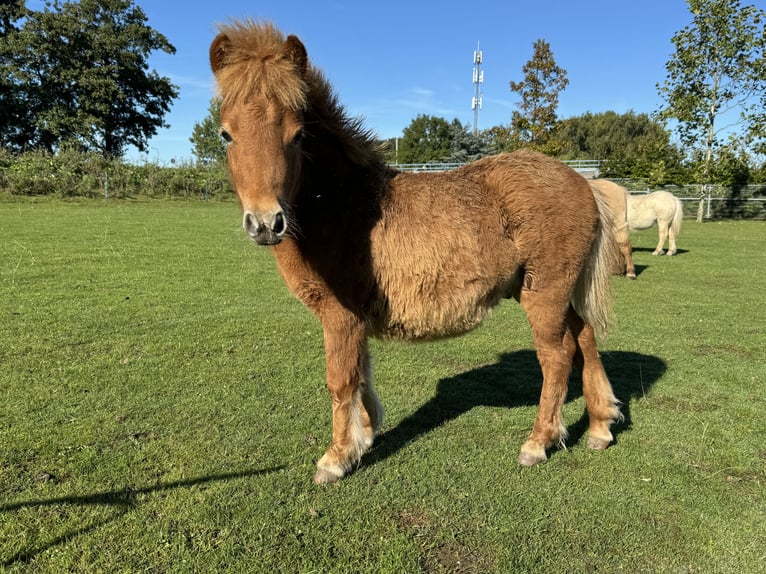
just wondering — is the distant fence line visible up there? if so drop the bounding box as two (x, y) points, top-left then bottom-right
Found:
(2, 156), (764, 219)
(392, 162), (766, 220)
(614, 182), (766, 221)
(393, 159), (602, 177)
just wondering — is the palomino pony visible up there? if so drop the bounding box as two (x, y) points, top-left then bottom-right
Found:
(627, 190), (683, 256)
(590, 179), (637, 279)
(210, 21), (622, 484)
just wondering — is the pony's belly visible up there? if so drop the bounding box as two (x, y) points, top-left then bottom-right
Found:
(628, 214), (656, 230)
(371, 278), (507, 341)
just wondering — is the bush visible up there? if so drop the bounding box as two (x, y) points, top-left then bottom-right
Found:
(1, 150), (234, 200)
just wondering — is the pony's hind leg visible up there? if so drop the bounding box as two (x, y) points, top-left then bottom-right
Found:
(568, 308), (621, 449)
(314, 318), (381, 484)
(618, 240), (636, 280)
(517, 293), (575, 466)
(614, 225), (636, 279)
(653, 223), (668, 255)
(667, 226), (678, 256)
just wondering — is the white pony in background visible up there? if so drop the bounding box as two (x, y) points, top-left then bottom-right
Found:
(627, 190), (683, 256)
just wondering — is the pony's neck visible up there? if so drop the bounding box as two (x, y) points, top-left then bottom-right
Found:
(301, 69), (385, 189)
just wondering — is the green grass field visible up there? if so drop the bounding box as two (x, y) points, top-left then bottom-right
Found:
(1, 200), (764, 573)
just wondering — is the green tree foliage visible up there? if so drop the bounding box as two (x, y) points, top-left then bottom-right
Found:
(687, 140), (753, 187)
(657, 0), (766, 180)
(0, 0), (178, 157)
(484, 125), (522, 154)
(446, 119), (494, 163)
(509, 39), (569, 147)
(555, 111), (687, 184)
(190, 98), (226, 166)
(392, 116), (494, 164)
(397, 114), (452, 163)
(0, 0), (27, 149)
(0, 0), (24, 35)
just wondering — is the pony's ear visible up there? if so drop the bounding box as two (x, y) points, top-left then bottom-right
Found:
(284, 35), (308, 76)
(210, 33), (231, 74)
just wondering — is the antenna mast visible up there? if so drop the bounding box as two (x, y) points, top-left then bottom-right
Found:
(472, 42), (484, 135)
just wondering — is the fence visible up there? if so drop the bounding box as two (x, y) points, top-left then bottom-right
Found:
(393, 162), (766, 219)
(2, 154), (764, 219)
(394, 159), (602, 178)
(623, 184), (766, 221)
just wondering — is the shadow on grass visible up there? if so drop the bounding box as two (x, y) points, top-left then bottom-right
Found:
(1, 466), (283, 567)
(364, 350), (665, 468)
(631, 264), (649, 278)
(631, 246), (690, 256)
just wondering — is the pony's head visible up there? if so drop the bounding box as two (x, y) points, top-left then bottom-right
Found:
(210, 21), (309, 245)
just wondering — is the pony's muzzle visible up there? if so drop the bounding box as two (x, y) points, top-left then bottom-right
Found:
(243, 210), (286, 245)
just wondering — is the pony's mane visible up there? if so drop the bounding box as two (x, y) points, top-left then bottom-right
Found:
(214, 20), (384, 168)
(214, 20), (308, 111)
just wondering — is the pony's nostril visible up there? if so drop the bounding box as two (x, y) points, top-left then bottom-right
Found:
(243, 210), (286, 245)
(273, 211), (286, 235)
(244, 212), (257, 234)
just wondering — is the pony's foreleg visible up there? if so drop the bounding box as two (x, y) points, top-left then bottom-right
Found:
(653, 223), (668, 255)
(518, 294), (574, 466)
(314, 321), (382, 484)
(568, 309), (622, 450)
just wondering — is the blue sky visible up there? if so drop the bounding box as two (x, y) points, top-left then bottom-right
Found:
(30, 0), (763, 162)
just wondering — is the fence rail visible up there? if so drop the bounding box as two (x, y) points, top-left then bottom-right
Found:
(626, 189), (766, 221)
(392, 159), (603, 176)
(2, 154), (764, 219)
(392, 160), (604, 170)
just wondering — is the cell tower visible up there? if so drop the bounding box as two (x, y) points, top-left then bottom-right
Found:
(472, 42), (484, 135)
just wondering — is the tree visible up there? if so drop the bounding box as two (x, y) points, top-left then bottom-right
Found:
(190, 98), (226, 166)
(0, 0), (27, 149)
(397, 114), (452, 163)
(0, 0), (24, 35)
(446, 119), (493, 163)
(509, 39), (569, 147)
(0, 0), (178, 157)
(657, 0), (766, 182)
(555, 110), (687, 184)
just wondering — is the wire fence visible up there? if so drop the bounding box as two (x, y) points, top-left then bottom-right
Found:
(2, 155), (765, 219)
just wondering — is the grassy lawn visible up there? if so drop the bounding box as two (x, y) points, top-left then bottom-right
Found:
(1, 200), (764, 573)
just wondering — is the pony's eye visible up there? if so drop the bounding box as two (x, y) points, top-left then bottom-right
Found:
(219, 129), (233, 144)
(291, 129), (305, 145)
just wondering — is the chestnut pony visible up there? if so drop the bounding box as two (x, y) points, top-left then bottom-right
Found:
(210, 21), (622, 483)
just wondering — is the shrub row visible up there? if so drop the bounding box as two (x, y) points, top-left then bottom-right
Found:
(2, 150), (765, 218)
(0, 149), (233, 200)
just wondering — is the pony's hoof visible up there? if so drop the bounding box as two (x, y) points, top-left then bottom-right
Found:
(652, 250), (664, 256)
(518, 448), (547, 467)
(627, 273), (636, 280)
(667, 251), (676, 256)
(586, 436), (612, 451)
(313, 467), (343, 484)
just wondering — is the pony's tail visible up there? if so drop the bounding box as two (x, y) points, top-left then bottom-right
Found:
(671, 196), (683, 238)
(572, 192), (621, 340)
